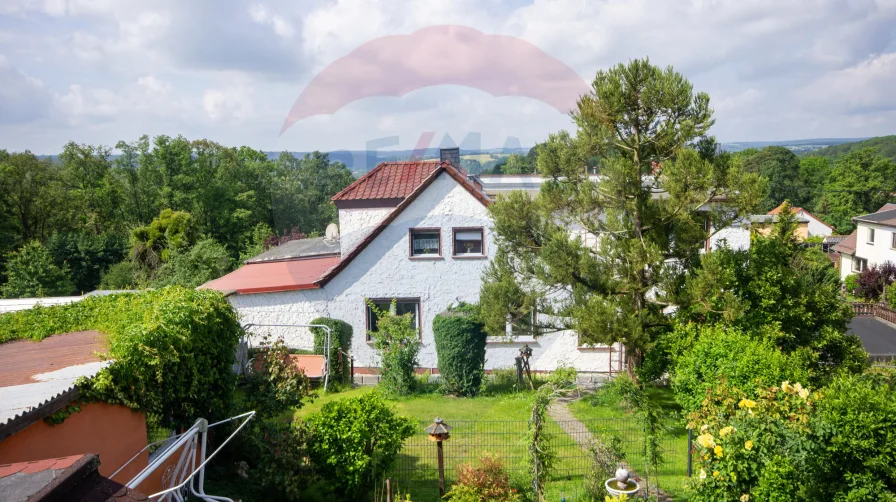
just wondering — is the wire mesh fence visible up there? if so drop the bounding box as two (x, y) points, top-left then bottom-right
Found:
(389, 417), (690, 498)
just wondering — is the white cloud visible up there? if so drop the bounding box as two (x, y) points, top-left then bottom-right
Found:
(802, 52), (896, 112)
(248, 3), (295, 39)
(202, 85), (255, 122)
(3, 0), (896, 152)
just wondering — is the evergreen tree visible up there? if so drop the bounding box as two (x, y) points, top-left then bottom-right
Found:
(480, 58), (764, 375)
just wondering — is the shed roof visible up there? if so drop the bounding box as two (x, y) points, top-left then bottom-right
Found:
(832, 231), (857, 254)
(200, 255), (340, 294)
(0, 331), (110, 430)
(245, 237), (339, 264)
(0, 454), (148, 501)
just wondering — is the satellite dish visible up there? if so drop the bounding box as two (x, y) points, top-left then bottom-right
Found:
(325, 223), (340, 242)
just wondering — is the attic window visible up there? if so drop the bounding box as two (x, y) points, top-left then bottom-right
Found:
(453, 228), (485, 257)
(410, 228), (441, 258)
(868, 228), (875, 245)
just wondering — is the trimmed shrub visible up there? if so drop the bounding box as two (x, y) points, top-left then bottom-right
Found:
(0, 287), (241, 428)
(434, 303), (487, 396)
(310, 317), (353, 384)
(306, 392), (415, 498)
(671, 324), (811, 413)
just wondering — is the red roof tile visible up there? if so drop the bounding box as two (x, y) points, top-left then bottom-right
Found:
(200, 256), (340, 294)
(332, 160), (441, 201)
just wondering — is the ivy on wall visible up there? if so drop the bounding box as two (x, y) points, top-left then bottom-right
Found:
(0, 287), (242, 428)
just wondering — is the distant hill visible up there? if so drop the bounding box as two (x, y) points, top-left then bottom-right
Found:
(720, 138), (869, 154)
(806, 135), (896, 163)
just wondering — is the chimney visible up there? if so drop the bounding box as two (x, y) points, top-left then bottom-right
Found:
(439, 147), (460, 167)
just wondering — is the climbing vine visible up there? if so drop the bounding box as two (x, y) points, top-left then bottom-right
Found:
(0, 287), (242, 428)
(526, 384), (557, 501)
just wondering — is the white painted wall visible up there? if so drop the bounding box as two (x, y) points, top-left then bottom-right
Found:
(231, 172), (615, 373)
(0, 296), (83, 314)
(798, 211), (833, 237)
(852, 222), (896, 272)
(840, 253), (855, 281)
(338, 207), (393, 255)
(707, 220), (750, 252)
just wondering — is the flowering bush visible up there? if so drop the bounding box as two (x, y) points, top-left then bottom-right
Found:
(444, 454), (521, 502)
(688, 374), (896, 501)
(687, 380), (817, 501)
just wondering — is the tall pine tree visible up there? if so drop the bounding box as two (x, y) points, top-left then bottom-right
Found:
(480, 58), (764, 375)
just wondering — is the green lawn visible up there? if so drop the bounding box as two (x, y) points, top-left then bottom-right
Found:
(569, 385), (692, 500)
(288, 385), (668, 502)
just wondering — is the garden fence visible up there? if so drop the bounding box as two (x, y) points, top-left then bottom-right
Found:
(388, 417), (690, 498)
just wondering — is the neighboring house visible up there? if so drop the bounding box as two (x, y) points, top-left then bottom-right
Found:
(204, 149), (622, 375)
(834, 204), (896, 281)
(767, 202), (834, 237)
(703, 214), (810, 252)
(0, 331), (176, 496)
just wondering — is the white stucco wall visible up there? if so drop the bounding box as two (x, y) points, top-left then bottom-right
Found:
(231, 172), (616, 373)
(840, 253), (855, 281)
(852, 222), (896, 272)
(707, 220), (750, 252)
(338, 207), (393, 255)
(799, 211), (833, 237)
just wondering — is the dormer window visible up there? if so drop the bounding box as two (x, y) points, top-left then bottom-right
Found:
(453, 227), (485, 257)
(409, 228), (441, 258)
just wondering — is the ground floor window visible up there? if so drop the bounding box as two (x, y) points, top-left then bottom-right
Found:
(853, 256), (868, 272)
(366, 298), (421, 341)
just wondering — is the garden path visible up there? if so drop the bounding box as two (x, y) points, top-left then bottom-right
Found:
(549, 396), (674, 501)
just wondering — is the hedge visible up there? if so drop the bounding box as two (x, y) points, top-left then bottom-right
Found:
(310, 317), (353, 384)
(0, 287), (241, 428)
(433, 303), (487, 396)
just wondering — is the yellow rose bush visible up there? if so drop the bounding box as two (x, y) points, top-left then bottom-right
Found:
(686, 373), (896, 500)
(686, 380), (816, 500)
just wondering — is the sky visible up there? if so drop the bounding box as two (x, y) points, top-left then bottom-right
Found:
(1, 0), (895, 154)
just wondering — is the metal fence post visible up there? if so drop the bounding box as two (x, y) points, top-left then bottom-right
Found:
(687, 428), (693, 477)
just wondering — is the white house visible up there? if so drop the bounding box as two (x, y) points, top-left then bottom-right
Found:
(203, 149), (621, 375)
(834, 203), (896, 281)
(767, 202), (834, 238)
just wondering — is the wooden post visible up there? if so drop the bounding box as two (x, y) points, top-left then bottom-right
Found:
(386, 477), (392, 502)
(437, 439), (446, 497)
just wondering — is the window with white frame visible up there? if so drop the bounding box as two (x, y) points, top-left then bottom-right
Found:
(409, 228), (441, 257)
(891, 231), (895, 249)
(453, 227), (485, 257)
(868, 228), (875, 244)
(853, 257), (868, 272)
(366, 298), (421, 341)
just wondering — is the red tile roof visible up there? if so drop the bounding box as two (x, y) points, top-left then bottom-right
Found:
(317, 163), (490, 287)
(332, 160), (442, 201)
(200, 256), (340, 294)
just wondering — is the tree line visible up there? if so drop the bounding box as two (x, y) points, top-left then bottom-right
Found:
(734, 139), (896, 232)
(0, 136), (354, 297)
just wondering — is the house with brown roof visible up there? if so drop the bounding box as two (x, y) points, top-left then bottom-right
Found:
(203, 148), (622, 375)
(834, 204), (896, 280)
